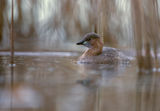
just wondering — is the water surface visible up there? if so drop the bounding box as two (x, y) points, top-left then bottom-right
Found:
(0, 52), (160, 111)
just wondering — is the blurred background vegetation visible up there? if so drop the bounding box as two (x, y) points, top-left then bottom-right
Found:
(0, 0), (160, 70)
(0, 0), (133, 51)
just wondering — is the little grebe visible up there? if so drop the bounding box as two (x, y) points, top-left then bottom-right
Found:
(76, 32), (132, 64)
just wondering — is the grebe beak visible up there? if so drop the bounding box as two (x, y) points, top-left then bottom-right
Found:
(76, 40), (84, 45)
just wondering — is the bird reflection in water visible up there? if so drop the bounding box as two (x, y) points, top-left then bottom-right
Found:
(76, 62), (127, 88)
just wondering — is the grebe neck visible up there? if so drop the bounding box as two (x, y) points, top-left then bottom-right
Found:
(80, 39), (103, 59)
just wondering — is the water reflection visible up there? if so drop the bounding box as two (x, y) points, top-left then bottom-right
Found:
(136, 72), (160, 111)
(0, 83), (43, 109)
(0, 54), (160, 111)
(76, 64), (124, 88)
(0, 62), (43, 110)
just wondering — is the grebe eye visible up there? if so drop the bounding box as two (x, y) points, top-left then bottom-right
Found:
(87, 38), (91, 41)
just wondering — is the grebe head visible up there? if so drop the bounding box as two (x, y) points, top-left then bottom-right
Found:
(76, 32), (102, 48)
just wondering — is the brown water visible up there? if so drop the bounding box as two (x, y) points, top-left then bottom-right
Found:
(0, 52), (160, 111)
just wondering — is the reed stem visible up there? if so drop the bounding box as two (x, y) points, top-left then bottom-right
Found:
(10, 0), (14, 65)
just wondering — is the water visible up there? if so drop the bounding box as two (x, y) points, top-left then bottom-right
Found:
(0, 52), (160, 111)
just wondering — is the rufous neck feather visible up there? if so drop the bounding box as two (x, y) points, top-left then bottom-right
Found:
(80, 39), (103, 59)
